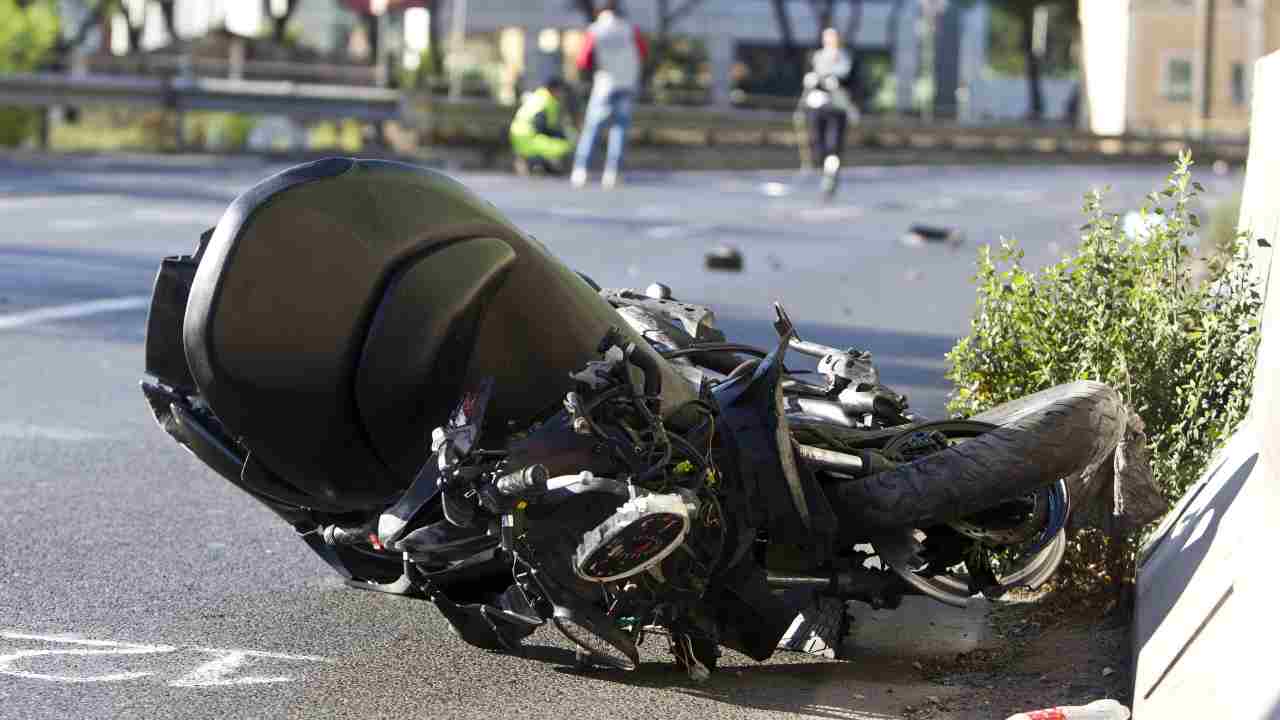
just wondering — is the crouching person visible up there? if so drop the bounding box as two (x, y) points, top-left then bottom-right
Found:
(510, 77), (575, 176)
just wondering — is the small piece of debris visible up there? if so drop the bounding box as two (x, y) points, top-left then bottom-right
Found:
(705, 245), (744, 272)
(1102, 666), (1115, 677)
(901, 224), (965, 249)
(852, 693), (866, 701)
(926, 695), (941, 704)
(912, 661), (924, 671)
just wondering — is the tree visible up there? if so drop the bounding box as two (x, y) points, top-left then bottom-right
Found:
(263, 0), (303, 45)
(768, 0), (865, 93)
(985, 0), (1079, 121)
(649, 0), (711, 82)
(157, 0), (178, 42)
(114, 0), (147, 54)
(570, 0), (596, 23)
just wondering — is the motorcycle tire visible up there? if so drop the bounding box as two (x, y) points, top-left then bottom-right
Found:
(825, 381), (1124, 537)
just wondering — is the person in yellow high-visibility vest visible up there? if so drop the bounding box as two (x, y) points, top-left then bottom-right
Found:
(509, 77), (576, 176)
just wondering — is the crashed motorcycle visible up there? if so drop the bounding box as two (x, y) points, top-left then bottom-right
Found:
(141, 159), (1124, 679)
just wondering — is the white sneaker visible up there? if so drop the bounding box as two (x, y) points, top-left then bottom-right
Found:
(570, 168), (587, 188)
(602, 170), (620, 189)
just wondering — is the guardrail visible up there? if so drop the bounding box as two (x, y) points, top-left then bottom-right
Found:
(0, 72), (1252, 164)
(0, 72), (400, 123)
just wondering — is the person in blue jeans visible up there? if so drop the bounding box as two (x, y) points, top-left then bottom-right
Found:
(570, 1), (648, 189)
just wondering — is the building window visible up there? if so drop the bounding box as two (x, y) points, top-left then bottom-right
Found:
(1232, 62), (1248, 104)
(1163, 57), (1193, 102)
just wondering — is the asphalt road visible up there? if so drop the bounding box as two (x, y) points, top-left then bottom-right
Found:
(0, 153), (1243, 719)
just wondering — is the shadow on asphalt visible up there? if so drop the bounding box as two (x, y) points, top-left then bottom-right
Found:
(525, 643), (916, 720)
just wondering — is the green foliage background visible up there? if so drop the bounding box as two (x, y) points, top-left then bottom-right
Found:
(0, 0), (59, 146)
(947, 153), (1262, 508)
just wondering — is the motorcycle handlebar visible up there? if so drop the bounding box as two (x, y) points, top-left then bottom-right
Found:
(495, 464), (550, 498)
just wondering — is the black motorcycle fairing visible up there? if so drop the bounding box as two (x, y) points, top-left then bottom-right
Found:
(711, 344), (837, 553)
(356, 238), (516, 481)
(180, 158), (695, 512)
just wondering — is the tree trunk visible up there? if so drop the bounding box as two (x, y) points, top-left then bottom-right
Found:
(886, 0), (905, 63)
(573, 0), (597, 23)
(268, 0), (302, 45)
(1021, 5), (1044, 121)
(809, 0), (835, 36)
(158, 0), (179, 42)
(844, 0), (863, 45)
(771, 0), (801, 65)
(649, 0), (671, 85)
(428, 0), (444, 80)
(362, 15), (379, 66)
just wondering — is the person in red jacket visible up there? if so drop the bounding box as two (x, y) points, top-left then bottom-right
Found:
(570, 0), (648, 189)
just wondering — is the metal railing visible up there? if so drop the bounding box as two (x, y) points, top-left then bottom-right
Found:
(0, 72), (1252, 163)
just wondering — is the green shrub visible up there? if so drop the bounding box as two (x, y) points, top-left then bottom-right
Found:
(946, 152), (1262, 508)
(0, 0), (59, 147)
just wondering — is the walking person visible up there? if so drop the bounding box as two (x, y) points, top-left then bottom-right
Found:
(802, 27), (859, 198)
(570, 0), (648, 189)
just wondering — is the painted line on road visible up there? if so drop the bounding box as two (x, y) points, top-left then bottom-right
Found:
(0, 423), (108, 441)
(0, 296), (150, 331)
(0, 631), (332, 687)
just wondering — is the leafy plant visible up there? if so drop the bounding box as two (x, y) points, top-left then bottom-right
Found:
(947, 152), (1261, 508)
(0, 0), (59, 147)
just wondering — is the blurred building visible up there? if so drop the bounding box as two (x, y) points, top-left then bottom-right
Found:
(1081, 0), (1280, 138)
(421, 0), (991, 114)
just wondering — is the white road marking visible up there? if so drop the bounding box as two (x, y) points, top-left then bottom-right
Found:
(644, 223), (712, 240)
(760, 182), (791, 197)
(0, 296), (150, 331)
(0, 633), (177, 683)
(0, 423), (107, 441)
(172, 649), (331, 687)
(0, 632), (331, 687)
(49, 218), (102, 232)
(0, 194), (118, 211)
(544, 206), (600, 219)
(132, 207), (217, 224)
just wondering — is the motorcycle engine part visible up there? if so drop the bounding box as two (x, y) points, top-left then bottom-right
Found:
(574, 492), (694, 583)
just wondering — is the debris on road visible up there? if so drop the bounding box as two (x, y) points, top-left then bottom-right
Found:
(1004, 699), (1131, 720)
(1101, 666), (1114, 677)
(704, 244), (744, 272)
(901, 224), (965, 249)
